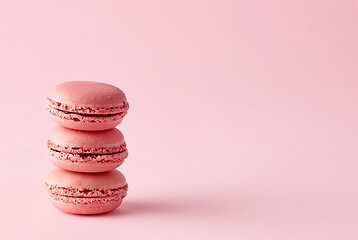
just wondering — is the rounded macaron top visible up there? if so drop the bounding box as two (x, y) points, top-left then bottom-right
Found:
(46, 168), (127, 189)
(48, 81), (128, 111)
(47, 125), (125, 149)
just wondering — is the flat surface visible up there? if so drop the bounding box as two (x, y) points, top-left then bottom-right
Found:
(0, 0), (357, 239)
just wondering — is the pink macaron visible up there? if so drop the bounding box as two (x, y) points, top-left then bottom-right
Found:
(45, 168), (128, 214)
(47, 81), (129, 131)
(47, 126), (128, 173)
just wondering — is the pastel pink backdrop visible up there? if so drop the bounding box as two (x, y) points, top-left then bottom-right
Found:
(0, 0), (357, 239)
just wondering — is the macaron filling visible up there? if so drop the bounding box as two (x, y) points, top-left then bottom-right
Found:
(47, 98), (129, 115)
(47, 140), (128, 164)
(46, 184), (128, 205)
(48, 149), (128, 163)
(47, 106), (127, 123)
(47, 140), (127, 154)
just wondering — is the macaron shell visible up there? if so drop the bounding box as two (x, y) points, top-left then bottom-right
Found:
(50, 198), (123, 215)
(48, 126), (125, 149)
(49, 113), (124, 131)
(46, 168), (127, 189)
(49, 81), (127, 109)
(46, 169), (128, 214)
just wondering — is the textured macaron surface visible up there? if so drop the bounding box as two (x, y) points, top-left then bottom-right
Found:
(47, 126), (128, 172)
(47, 184), (128, 198)
(45, 169), (128, 205)
(47, 81), (129, 115)
(46, 184), (128, 205)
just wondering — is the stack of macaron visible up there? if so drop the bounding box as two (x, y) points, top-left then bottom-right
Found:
(44, 81), (130, 214)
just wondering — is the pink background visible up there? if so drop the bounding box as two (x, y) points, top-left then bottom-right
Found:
(0, 0), (357, 239)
